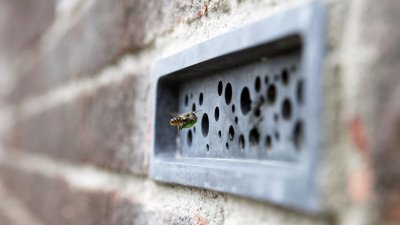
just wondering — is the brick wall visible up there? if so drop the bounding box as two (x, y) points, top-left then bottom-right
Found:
(0, 0), (399, 224)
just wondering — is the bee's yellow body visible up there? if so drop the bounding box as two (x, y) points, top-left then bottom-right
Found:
(169, 111), (200, 131)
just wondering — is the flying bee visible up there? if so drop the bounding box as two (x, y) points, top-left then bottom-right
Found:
(169, 110), (201, 131)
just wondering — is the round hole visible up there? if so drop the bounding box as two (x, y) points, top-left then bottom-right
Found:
(239, 135), (245, 151)
(232, 104), (235, 113)
(214, 107), (220, 121)
(228, 126), (235, 141)
(255, 76), (261, 92)
(199, 92), (204, 105)
(254, 108), (261, 117)
(234, 117), (238, 124)
(218, 81), (223, 96)
(240, 87), (252, 115)
(281, 98), (292, 120)
(264, 76), (269, 85)
(225, 83), (233, 104)
(226, 142), (229, 150)
(267, 85), (277, 105)
(281, 69), (289, 85)
(206, 144), (210, 151)
(254, 106), (261, 117)
(218, 130), (222, 138)
(192, 103), (196, 111)
(293, 121), (304, 150)
(187, 130), (193, 146)
(275, 131), (280, 141)
(297, 80), (304, 104)
(185, 94), (189, 106)
(249, 128), (260, 147)
(265, 135), (272, 149)
(201, 114), (209, 137)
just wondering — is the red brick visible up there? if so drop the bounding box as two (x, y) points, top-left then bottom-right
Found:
(0, 211), (18, 225)
(6, 75), (150, 174)
(1, 166), (196, 225)
(361, 1), (400, 224)
(7, 0), (164, 103)
(6, 0), (223, 103)
(1, 167), (110, 225)
(0, 0), (55, 60)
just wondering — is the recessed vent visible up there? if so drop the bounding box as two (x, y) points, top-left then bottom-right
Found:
(151, 1), (325, 212)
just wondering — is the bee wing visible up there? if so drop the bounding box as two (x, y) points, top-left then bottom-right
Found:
(169, 112), (181, 117)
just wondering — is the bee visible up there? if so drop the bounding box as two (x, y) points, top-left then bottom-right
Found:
(169, 110), (201, 131)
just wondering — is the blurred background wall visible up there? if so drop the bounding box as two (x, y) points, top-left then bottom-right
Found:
(0, 0), (399, 224)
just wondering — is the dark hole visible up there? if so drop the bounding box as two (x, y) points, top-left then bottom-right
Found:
(232, 104), (235, 113)
(254, 108), (261, 117)
(190, 93), (193, 99)
(267, 85), (277, 105)
(293, 121), (304, 150)
(192, 103), (196, 111)
(185, 94), (189, 106)
(255, 76), (261, 92)
(281, 69), (289, 85)
(239, 135), (245, 151)
(218, 130), (222, 138)
(201, 114), (209, 137)
(282, 98), (292, 120)
(218, 81), (223, 96)
(275, 131), (280, 141)
(240, 87), (251, 115)
(274, 114), (279, 121)
(214, 107), (220, 121)
(206, 144), (210, 151)
(199, 92), (204, 105)
(226, 142), (229, 150)
(228, 126), (235, 141)
(264, 76), (269, 85)
(265, 135), (272, 149)
(234, 117), (238, 124)
(193, 127), (196, 133)
(297, 80), (304, 104)
(249, 128), (260, 147)
(187, 130), (193, 146)
(225, 83), (233, 104)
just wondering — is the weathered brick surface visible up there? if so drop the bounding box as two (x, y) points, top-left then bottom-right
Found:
(1, 167), (197, 225)
(1, 167), (110, 225)
(6, 75), (150, 174)
(6, 0), (228, 104)
(0, 0), (55, 60)
(0, 211), (18, 225)
(109, 197), (195, 225)
(360, 1), (400, 224)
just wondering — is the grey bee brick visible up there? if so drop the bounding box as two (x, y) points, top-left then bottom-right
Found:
(6, 75), (150, 175)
